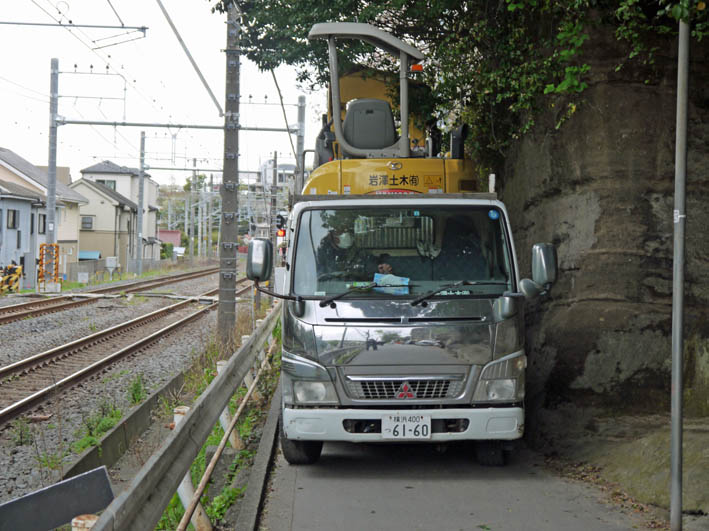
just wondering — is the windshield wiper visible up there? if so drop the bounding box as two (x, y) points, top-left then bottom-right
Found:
(319, 282), (377, 307)
(410, 280), (508, 307)
(318, 283), (416, 308)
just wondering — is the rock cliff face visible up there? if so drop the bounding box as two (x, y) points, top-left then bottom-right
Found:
(500, 28), (709, 416)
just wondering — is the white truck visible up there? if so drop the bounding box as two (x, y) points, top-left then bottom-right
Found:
(246, 23), (557, 466)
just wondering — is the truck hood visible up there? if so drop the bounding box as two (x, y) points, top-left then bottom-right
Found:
(308, 299), (494, 367)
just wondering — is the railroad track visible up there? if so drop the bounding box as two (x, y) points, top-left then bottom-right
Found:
(0, 278), (252, 426)
(0, 267), (219, 326)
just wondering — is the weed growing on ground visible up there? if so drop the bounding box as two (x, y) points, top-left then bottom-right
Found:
(156, 388), (184, 419)
(156, 308), (282, 527)
(155, 493), (185, 530)
(10, 417), (33, 446)
(128, 373), (147, 405)
(206, 486), (245, 520)
(71, 399), (122, 454)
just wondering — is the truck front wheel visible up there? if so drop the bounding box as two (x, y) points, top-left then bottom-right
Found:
(279, 414), (323, 465)
(475, 440), (506, 466)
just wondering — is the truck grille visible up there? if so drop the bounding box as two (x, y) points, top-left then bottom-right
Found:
(344, 376), (464, 400)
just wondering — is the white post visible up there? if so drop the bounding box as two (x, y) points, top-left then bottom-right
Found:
(216, 361), (245, 450)
(71, 514), (98, 530)
(173, 407), (213, 531)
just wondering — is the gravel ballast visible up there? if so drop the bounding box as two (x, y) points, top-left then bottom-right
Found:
(0, 273), (219, 366)
(0, 271), (229, 503)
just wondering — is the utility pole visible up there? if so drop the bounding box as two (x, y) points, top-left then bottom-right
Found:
(296, 95), (306, 194)
(137, 131), (145, 275)
(217, 4), (240, 344)
(670, 17), (690, 531)
(47, 58), (59, 273)
(208, 174), (214, 258)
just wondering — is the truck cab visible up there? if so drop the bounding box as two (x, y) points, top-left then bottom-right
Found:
(246, 23), (557, 466)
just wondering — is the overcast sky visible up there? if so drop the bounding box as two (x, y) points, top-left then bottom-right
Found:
(0, 1), (327, 187)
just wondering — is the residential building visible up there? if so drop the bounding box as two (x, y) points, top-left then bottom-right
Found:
(0, 147), (87, 278)
(0, 181), (45, 281)
(157, 229), (181, 247)
(69, 178), (138, 269)
(80, 160), (161, 260)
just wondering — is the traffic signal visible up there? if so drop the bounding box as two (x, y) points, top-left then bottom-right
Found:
(277, 229), (286, 237)
(276, 214), (286, 229)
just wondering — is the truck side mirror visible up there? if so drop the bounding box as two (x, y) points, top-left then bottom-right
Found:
(531, 243), (557, 286)
(246, 238), (273, 282)
(520, 243), (557, 299)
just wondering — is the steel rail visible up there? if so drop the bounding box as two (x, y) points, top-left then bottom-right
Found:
(0, 280), (252, 426)
(0, 267), (218, 325)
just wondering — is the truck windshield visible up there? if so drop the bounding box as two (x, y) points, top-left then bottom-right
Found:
(292, 206), (514, 299)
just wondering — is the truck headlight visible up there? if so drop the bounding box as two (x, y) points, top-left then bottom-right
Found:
(473, 351), (526, 403)
(292, 380), (338, 405)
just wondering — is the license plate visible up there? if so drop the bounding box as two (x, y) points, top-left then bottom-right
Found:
(381, 413), (431, 440)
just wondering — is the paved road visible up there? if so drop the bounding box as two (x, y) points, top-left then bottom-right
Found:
(260, 441), (646, 531)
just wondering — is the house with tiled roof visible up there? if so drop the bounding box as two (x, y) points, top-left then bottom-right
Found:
(81, 160), (161, 261)
(0, 147), (87, 276)
(69, 178), (138, 269)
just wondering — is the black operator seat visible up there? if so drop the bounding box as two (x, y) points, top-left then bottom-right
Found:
(342, 98), (397, 157)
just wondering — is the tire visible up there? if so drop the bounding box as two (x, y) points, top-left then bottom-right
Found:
(279, 414), (323, 465)
(475, 440), (506, 466)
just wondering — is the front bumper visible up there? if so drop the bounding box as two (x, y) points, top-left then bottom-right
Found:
(282, 406), (524, 442)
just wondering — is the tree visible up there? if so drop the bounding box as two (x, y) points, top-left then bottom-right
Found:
(213, 0), (707, 172)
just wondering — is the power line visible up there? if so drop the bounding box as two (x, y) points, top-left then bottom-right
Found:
(105, 0), (125, 27)
(0, 21), (146, 32)
(31, 0), (168, 120)
(0, 75), (48, 102)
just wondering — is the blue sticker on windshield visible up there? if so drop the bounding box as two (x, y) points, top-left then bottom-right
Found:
(488, 209), (500, 220)
(413, 210), (420, 217)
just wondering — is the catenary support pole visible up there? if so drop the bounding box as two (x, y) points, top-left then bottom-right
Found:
(189, 158), (196, 260)
(296, 95), (306, 193)
(185, 190), (191, 260)
(167, 198), (173, 230)
(136, 131), (146, 276)
(47, 58), (59, 277)
(217, 4), (240, 345)
(670, 17), (690, 531)
(208, 174), (214, 258)
(198, 186), (203, 258)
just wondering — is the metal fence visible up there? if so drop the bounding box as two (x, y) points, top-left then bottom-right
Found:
(66, 259), (109, 283)
(94, 301), (282, 530)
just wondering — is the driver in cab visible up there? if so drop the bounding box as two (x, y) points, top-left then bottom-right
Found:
(317, 229), (391, 280)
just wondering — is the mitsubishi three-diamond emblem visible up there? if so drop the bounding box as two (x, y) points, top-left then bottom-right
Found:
(396, 382), (415, 399)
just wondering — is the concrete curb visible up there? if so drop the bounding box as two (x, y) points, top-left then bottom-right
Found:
(235, 381), (282, 531)
(62, 371), (185, 480)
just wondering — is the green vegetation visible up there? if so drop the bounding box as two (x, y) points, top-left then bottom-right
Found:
(128, 373), (148, 405)
(160, 242), (174, 259)
(206, 486), (245, 520)
(215, 0), (708, 172)
(71, 400), (122, 454)
(10, 417), (33, 446)
(157, 320), (282, 527)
